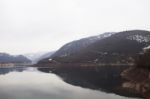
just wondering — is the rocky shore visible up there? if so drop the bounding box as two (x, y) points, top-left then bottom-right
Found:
(121, 67), (150, 99)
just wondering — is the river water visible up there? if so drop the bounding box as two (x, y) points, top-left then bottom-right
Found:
(0, 67), (138, 99)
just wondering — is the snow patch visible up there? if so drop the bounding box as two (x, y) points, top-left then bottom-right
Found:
(127, 35), (150, 43)
(60, 53), (68, 57)
(48, 59), (52, 61)
(143, 45), (150, 51)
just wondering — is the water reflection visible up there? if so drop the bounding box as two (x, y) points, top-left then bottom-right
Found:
(38, 66), (140, 97)
(0, 67), (135, 99)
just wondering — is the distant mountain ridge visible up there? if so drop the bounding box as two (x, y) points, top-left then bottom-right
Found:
(24, 51), (55, 64)
(0, 53), (31, 63)
(39, 30), (150, 64)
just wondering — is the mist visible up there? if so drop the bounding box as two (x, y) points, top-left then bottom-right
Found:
(0, 0), (150, 54)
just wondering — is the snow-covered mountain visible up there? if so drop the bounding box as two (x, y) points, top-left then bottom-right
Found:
(25, 52), (47, 60)
(39, 30), (150, 64)
(126, 34), (150, 43)
(24, 51), (55, 64)
(51, 32), (116, 58)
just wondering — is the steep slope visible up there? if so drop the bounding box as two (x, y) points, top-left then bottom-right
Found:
(39, 30), (150, 64)
(0, 53), (31, 63)
(51, 32), (115, 58)
(36, 51), (55, 63)
(68, 30), (150, 63)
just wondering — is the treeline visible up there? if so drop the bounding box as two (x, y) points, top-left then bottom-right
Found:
(135, 48), (150, 69)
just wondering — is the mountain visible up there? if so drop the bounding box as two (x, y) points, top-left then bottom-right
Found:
(36, 51), (55, 63)
(51, 32), (115, 58)
(24, 51), (55, 64)
(39, 30), (150, 64)
(0, 53), (31, 63)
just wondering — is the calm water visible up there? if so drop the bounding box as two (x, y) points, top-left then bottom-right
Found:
(0, 67), (137, 99)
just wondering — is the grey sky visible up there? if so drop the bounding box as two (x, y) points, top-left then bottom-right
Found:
(0, 0), (150, 54)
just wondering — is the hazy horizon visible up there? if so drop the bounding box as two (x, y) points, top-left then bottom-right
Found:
(0, 0), (150, 55)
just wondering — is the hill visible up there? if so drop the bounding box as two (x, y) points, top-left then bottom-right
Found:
(39, 30), (150, 64)
(0, 53), (31, 63)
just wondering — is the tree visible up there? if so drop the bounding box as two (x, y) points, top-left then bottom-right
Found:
(136, 48), (150, 69)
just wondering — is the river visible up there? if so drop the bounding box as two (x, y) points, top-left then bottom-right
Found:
(0, 67), (139, 99)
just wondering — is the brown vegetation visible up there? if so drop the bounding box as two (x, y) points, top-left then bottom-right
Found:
(121, 48), (150, 99)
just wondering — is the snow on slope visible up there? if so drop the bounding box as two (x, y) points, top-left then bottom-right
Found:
(127, 35), (150, 43)
(24, 52), (48, 63)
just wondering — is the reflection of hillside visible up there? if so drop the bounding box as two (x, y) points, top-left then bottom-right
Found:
(38, 66), (140, 98)
(0, 68), (25, 75)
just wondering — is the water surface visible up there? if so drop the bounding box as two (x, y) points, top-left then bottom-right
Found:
(0, 67), (137, 99)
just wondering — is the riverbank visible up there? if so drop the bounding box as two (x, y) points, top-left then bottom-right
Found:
(35, 62), (134, 67)
(121, 67), (150, 99)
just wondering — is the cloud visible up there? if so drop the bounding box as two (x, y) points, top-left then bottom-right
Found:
(0, 0), (150, 54)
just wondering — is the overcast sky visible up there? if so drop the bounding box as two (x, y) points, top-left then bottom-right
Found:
(0, 0), (150, 55)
